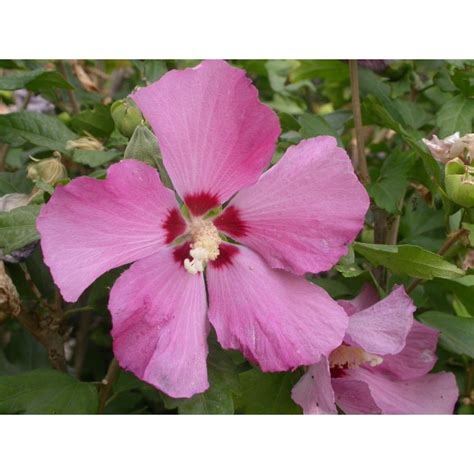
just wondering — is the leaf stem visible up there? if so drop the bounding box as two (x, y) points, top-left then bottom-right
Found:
(58, 61), (80, 115)
(406, 228), (468, 294)
(98, 358), (120, 414)
(349, 60), (370, 185)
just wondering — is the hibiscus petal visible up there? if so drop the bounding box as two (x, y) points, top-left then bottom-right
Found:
(291, 358), (337, 414)
(109, 248), (209, 398)
(332, 378), (381, 414)
(206, 244), (348, 371)
(342, 368), (458, 414)
(37, 160), (184, 302)
(338, 283), (379, 316)
(345, 286), (415, 355)
(379, 321), (439, 380)
(132, 60), (280, 216)
(214, 137), (369, 275)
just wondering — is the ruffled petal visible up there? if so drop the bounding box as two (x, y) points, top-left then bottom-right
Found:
(109, 248), (209, 398)
(132, 60), (280, 216)
(379, 321), (439, 380)
(37, 160), (184, 302)
(345, 286), (415, 356)
(214, 137), (369, 274)
(332, 378), (381, 414)
(338, 283), (379, 316)
(291, 358), (337, 414)
(206, 244), (348, 371)
(343, 368), (458, 414)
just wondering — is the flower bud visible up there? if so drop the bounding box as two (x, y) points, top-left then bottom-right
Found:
(111, 99), (143, 138)
(66, 135), (104, 151)
(445, 157), (474, 208)
(27, 153), (67, 186)
(124, 124), (172, 188)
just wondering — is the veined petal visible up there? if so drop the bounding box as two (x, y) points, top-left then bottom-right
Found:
(132, 60), (280, 216)
(379, 321), (439, 380)
(214, 137), (369, 274)
(338, 283), (379, 316)
(110, 248), (209, 399)
(37, 159), (184, 302)
(332, 378), (381, 414)
(206, 244), (348, 372)
(345, 286), (415, 356)
(342, 368), (458, 414)
(291, 358), (337, 414)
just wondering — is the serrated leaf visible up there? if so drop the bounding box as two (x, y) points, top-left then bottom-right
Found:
(0, 170), (33, 196)
(418, 311), (474, 357)
(0, 369), (99, 414)
(0, 111), (77, 152)
(353, 242), (464, 280)
(368, 151), (415, 213)
(0, 69), (73, 91)
(234, 368), (302, 414)
(72, 149), (120, 167)
(71, 105), (114, 139)
(436, 95), (474, 137)
(298, 113), (341, 144)
(0, 204), (40, 254)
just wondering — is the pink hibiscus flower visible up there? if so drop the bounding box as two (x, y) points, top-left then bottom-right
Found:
(291, 284), (459, 414)
(37, 60), (369, 398)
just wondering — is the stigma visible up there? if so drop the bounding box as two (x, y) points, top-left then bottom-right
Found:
(329, 345), (383, 369)
(183, 219), (221, 274)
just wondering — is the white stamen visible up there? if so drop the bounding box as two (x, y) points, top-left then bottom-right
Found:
(329, 345), (383, 369)
(184, 219), (221, 274)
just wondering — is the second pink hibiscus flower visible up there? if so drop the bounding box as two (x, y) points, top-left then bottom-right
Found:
(37, 60), (369, 397)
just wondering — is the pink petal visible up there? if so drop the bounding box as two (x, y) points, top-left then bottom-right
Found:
(345, 286), (415, 355)
(291, 358), (337, 414)
(37, 160), (184, 302)
(206, 244), (348, 371)
(110, 248), (209, 398)
(332, 378), (381, 414)
(131, 60), (280, 216)
(338, 283), (379, 315)
(379, 321), (439, 380)
(214, 137), (369, 275)
(343, 368), (459, 414)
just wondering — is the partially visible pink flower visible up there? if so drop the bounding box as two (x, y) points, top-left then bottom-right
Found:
(37, 60), (369, 398)
(292, 284), (459, 414)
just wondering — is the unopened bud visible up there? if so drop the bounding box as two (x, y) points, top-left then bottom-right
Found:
(124, 124), (172, 188)
(27, 153), (67, 186)
(445, 157), (474, 208)
(111, 99), (143, 138)
(66, 135), (104, 151)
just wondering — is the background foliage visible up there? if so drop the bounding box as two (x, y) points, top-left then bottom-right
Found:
(0, 59), (473, 414)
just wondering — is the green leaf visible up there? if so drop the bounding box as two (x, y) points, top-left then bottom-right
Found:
(163, 340), (239, 414)
(0, 170), (33, 196)
(436, 95), (474, 137)
(0, 369), (99, 414)
(72, 149), (120, 167)
(0, 111), (77, 152)
(0, 204), (40, 254)
(353, 242), (464, 280)
(4, 328), (49, 371)
(298, 113), (341, 144)
(234, 368), (302, 414)
(368, 151), (415, 213)
(0, 69), (73, 91)
(363, 96), (442, 186)
(289, 60), (349, 83)
(71, 105), (114, 138)
(418, 311), (474, 357)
